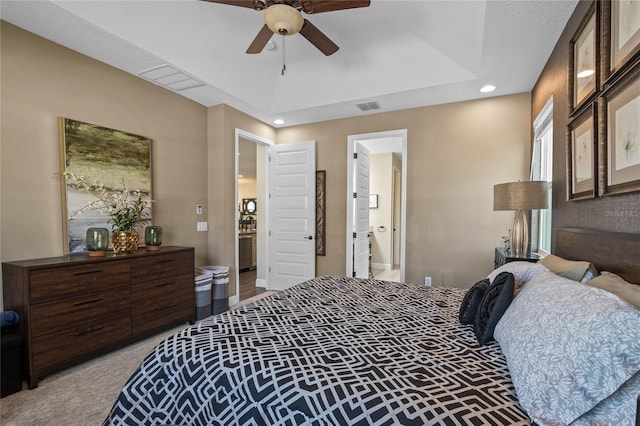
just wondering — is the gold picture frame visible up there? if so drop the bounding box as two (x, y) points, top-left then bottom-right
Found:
(59, 118), (152, 253)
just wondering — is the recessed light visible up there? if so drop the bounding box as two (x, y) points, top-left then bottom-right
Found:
(274, 119), (285, 125)
(480, 85), (496, 93)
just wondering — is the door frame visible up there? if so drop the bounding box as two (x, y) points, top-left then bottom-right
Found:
(232, 129), (273, 307)
(346, 129), (407, 282)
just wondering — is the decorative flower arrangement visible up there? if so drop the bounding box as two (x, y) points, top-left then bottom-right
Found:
(65, 172), (152, 232)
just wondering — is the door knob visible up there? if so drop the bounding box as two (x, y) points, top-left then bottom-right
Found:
(304, 236), (313, 240)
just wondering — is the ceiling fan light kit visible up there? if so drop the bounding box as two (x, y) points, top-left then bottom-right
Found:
(203, 0), (370, 56)
(264, 4), (303, 35)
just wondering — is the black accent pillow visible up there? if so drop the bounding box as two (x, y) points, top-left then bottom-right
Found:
(459, 279), (489, 324)
(473, 272), (515, 345)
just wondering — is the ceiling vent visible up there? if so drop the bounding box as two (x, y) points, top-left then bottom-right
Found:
(137, 64), (206, 91)
(356, 101), (380, 111)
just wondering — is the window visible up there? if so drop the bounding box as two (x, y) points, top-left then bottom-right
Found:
(531, 97), (553, 253)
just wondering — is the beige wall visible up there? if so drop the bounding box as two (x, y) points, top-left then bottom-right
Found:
(369, 153), (394, 268)
(1, 22), (531, 300)
(0, 23), (210, 304)
(206, 105), (275, 297)
(277, 93), (532, 287)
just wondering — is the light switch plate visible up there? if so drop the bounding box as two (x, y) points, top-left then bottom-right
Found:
(197, 221), (208, 232)
(196, 204), (203, 215)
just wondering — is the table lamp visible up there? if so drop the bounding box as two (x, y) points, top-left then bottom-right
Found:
(494, 181), (549, 256)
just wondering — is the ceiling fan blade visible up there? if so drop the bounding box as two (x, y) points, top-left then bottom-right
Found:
(299, 19), (339, 56)
(246, 24), (273, 54)
(199, 0), (257, 10)
(301, 0), (370, 14)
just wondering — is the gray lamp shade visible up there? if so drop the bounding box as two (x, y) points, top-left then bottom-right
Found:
(494, 181), (549, 211)
(493, 180), (549, 256)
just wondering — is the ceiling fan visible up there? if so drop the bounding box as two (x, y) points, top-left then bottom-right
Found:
(201, 0), (371, 56)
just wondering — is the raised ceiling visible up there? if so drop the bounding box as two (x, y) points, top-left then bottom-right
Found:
(1, 0), (578, 127)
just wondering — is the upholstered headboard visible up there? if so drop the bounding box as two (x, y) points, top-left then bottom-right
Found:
(555, 227), (640, 285)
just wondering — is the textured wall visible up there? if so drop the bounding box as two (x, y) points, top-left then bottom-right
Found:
(532, 0), (640, 241)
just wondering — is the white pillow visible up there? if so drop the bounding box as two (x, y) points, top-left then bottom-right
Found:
(494, 270), (640, 425)
(487, 261), (548, 288)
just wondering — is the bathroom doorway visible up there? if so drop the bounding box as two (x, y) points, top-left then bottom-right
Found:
(234, 130), (272, 303)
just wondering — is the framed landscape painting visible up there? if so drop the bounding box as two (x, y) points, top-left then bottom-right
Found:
(59, 118), (152, 253)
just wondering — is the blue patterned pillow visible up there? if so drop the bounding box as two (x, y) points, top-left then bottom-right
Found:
(494, 270), (640, 425)
(473, 272), (514, 345)
(458, 279), (489, 324)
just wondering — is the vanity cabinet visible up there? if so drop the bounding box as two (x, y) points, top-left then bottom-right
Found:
(2, 246), (194, 389)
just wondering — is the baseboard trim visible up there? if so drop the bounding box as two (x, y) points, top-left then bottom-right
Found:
(228, 295), (239, 306)
(372, 263), (392, 271)
(256, 278), (267, 289)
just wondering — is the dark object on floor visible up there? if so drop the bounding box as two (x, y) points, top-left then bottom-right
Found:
(1, 315), (24, 397)
(1, 310), (20, 329)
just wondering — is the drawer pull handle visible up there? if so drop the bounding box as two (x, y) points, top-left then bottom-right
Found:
(157, 303), (177, 311)
(155, 282), (175, 288)
(158, 259), (175, 264)
(74, 269), (103, 276)
(74, 326), (104, 337)
(73, 298), (103, 307)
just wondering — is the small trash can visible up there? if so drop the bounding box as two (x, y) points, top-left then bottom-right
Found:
(194, 270), (213, 320)
(1, 311), (23, 398)
(199, 266), (229, 315)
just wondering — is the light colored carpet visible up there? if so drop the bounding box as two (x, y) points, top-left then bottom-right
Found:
(0, 291), (276, 426)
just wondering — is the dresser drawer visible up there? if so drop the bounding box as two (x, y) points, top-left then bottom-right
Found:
(130, 251), (192, 284)
(30, 261), (130, 304)
(131, 272), (193, 335)
(32, 311), (131, 371)
(31, 286), (131, 337)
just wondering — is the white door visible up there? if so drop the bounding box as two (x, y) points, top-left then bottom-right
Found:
(353, 143), (370, 278)
(268, 141), (316, 291)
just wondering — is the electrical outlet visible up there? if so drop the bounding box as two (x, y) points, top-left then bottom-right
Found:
(196, 204), (203, 215)
(196, 221), (208, 232)
(424, 277), (432, 286)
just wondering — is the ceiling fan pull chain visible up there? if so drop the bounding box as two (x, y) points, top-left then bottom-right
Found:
(281, 34), (286, 76)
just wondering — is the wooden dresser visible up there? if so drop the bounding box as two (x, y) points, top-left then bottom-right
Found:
(2, 246), (194, 389)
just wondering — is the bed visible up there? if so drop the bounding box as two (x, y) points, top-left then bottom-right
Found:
(104, 228), (640, 426)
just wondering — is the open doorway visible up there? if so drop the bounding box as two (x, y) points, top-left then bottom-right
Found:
(346, 130), (407, 282)
(233, 129), (273, 306)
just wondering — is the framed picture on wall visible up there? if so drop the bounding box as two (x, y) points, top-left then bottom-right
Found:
(607, 0), (640, 78)
(599, 65), (640, 196)
(567, 104), (597, 200)
(59, 118), (152, 253)
(315, 170), (326, 256)
(570, 3), (598, 114)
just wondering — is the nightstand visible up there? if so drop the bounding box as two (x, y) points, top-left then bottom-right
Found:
(494, 247), (542, 269)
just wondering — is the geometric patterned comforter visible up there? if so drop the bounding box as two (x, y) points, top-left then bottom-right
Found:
(104, 276), (531, 425)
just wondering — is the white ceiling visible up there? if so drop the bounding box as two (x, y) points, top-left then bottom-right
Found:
(1, 0), (578, 128)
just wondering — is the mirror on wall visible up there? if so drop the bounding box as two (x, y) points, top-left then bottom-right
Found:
(242, 198), (257, 214)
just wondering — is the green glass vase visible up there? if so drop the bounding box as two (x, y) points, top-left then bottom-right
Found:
(145, 226), (163, 251)
(86, 227), (109, 257)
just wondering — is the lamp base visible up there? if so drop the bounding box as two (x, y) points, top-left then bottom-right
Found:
(510, 209), (529, 257)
